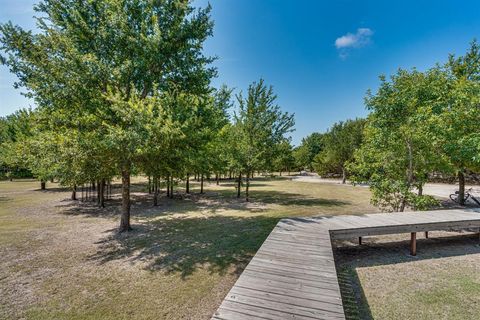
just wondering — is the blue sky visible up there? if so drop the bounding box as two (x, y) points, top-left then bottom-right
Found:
(1, 0), (480, 145)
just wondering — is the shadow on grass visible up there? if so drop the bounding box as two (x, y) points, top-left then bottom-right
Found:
(55, 179), (351, 278)
(33, 186), (70, 193)
(333, 233), (480, 320)
(89, 215), (279, 279)
(56, 186), (351, 219)
(0, 196), (12, 203)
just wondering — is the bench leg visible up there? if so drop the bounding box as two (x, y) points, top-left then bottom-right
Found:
(410, 232), (417, 256)
(425, 231), (429, 239)
(359, 237), (362, 245)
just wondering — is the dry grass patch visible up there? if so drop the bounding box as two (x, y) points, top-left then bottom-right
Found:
(0, 177), (376, 319)
(335, 232), (480, 320)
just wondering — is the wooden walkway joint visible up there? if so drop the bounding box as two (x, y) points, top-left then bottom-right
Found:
(212, 209), (480, 320)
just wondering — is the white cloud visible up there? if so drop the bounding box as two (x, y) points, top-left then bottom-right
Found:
(334, 28), (373, 58)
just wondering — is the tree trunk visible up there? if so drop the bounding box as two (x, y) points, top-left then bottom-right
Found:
(71, 185), (77, 200)
(279, 171), (282, 176)
(166, 175), (170, 197)
(99, 179), (105, 208)
(458, 170), (466, 205)
(341, 167), (347, 184)
(119, 167), (132, 232)
(237, 173), (242, 198)
(97, 180), (101, 205)
(170, 175), (174, 198)
(418, 184), (423, 196)
(148, 175), (152, 194)
(105, 180), (109, 200)
(153, 176), (159, 206)
(186, 174), (190, 194)
(200, 174), (204, 194)
(40, 181), (46, 190)
(399, 140), (414, 212)
(216, 173), (219, 185)
(246, 171), (250, 202)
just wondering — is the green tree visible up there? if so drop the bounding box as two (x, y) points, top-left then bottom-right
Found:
(350, 69), (446, 212)
(234, 79), (295, 201)
(293, 132), (324, 171)
(313, 118), (365, 183)
(1, 0), (215, 232)
(432, 41), (480, 204)
(273, 139), (295, 176)
(0, 109), (34, 181)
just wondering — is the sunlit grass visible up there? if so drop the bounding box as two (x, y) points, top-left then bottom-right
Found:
(0, 177), (377, 319)
(9, 177), (480, 319)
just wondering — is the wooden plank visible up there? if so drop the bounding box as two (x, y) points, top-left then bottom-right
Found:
(224, 292), (345, 319)
(236, 276), (343, 298)
(330, 220), (480, 240)
(229, 286), (343, 309)
(241, 269), (341, 289)
(216, 300), (337, 320)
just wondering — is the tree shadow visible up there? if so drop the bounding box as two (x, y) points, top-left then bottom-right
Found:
(56, 187), (351, 219)
(248, 190), (350, 206)
(33, 186), (70, 193)
(333, 233), (480, 319)
(88, 215), (279, 279)
(0, 196), (12, 203)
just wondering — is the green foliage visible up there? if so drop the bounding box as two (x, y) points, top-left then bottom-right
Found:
(273, 139), (295, 174)
(312, 118), (365, 181)
(293, 132), (324, 170)
(409, 194), (439, 211)
(233, 79), (295, 174)
(349, 68), (449, 211)
(0, 0), (219, 229)
(0, 109), (35, 179)
(349, 41), (480, 212)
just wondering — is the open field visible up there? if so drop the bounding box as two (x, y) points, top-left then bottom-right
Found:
(1, 177), (479, 319)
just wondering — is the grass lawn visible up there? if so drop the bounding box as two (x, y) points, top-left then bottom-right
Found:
(335, 232), (480, 320)
(1, 177), (479, 319)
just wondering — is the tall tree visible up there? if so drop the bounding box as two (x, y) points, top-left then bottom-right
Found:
(349, 69), (446, 212)
(1, 0), (216, 232)
(433, 41), (480, 204)
(234, 79), (295, 201)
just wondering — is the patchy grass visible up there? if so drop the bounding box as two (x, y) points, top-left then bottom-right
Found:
(2, 177), (478, 319)
(334, 232), (480, 320)
(0, 177), (376, 319)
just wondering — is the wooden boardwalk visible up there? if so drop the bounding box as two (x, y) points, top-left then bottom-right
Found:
(212, 209), (480, 320)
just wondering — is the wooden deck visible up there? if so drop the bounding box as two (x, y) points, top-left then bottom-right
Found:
(212, 208), (480, 320)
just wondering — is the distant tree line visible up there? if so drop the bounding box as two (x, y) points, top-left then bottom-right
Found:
(0, 0), (294, 232)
